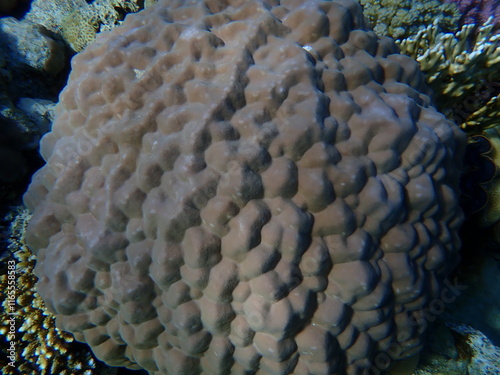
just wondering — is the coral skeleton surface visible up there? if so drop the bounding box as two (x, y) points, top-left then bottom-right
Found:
(24, 0), (465, 374)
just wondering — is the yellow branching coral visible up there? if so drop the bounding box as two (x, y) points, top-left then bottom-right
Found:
(397, 18), (500, 132)
(0, 207), (100, 375)
(464, 95), (500, 132)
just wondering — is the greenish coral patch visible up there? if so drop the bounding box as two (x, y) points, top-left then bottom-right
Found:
(359, 0), (460, 39)
(27, 0), (145, 52)
(61, 8), (100, 52)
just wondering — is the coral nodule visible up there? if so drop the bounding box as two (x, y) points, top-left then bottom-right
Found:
(23, 0), (466, 374)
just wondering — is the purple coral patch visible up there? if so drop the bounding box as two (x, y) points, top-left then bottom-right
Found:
(444, 0), (500, 29)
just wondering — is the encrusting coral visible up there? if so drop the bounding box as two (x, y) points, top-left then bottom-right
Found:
(0, 207), (101, 375)
(61, 7), (101, 53)
(26, 0), (146, 52)
(23, 0), (465, 374)
(61, 0), (145, 52)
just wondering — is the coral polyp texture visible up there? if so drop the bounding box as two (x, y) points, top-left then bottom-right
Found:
(23, 0), (466, 374)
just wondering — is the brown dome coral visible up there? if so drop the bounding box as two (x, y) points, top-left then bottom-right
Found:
(23, 0), (466, 374)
